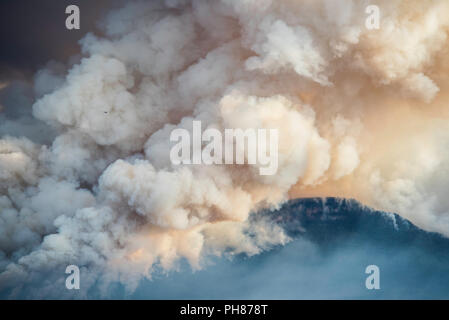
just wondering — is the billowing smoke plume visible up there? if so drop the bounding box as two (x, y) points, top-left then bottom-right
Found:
(1, 0), (449, 297)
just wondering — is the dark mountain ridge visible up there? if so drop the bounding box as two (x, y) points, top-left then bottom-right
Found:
(261, 197), (449, 253)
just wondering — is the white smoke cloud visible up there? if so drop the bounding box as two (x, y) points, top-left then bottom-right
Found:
(1, 0), (449, 297)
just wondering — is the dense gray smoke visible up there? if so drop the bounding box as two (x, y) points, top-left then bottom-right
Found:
(1, 0), (449, 297)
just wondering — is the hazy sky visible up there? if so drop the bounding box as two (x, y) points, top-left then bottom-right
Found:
(0, 0), (123, 81)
